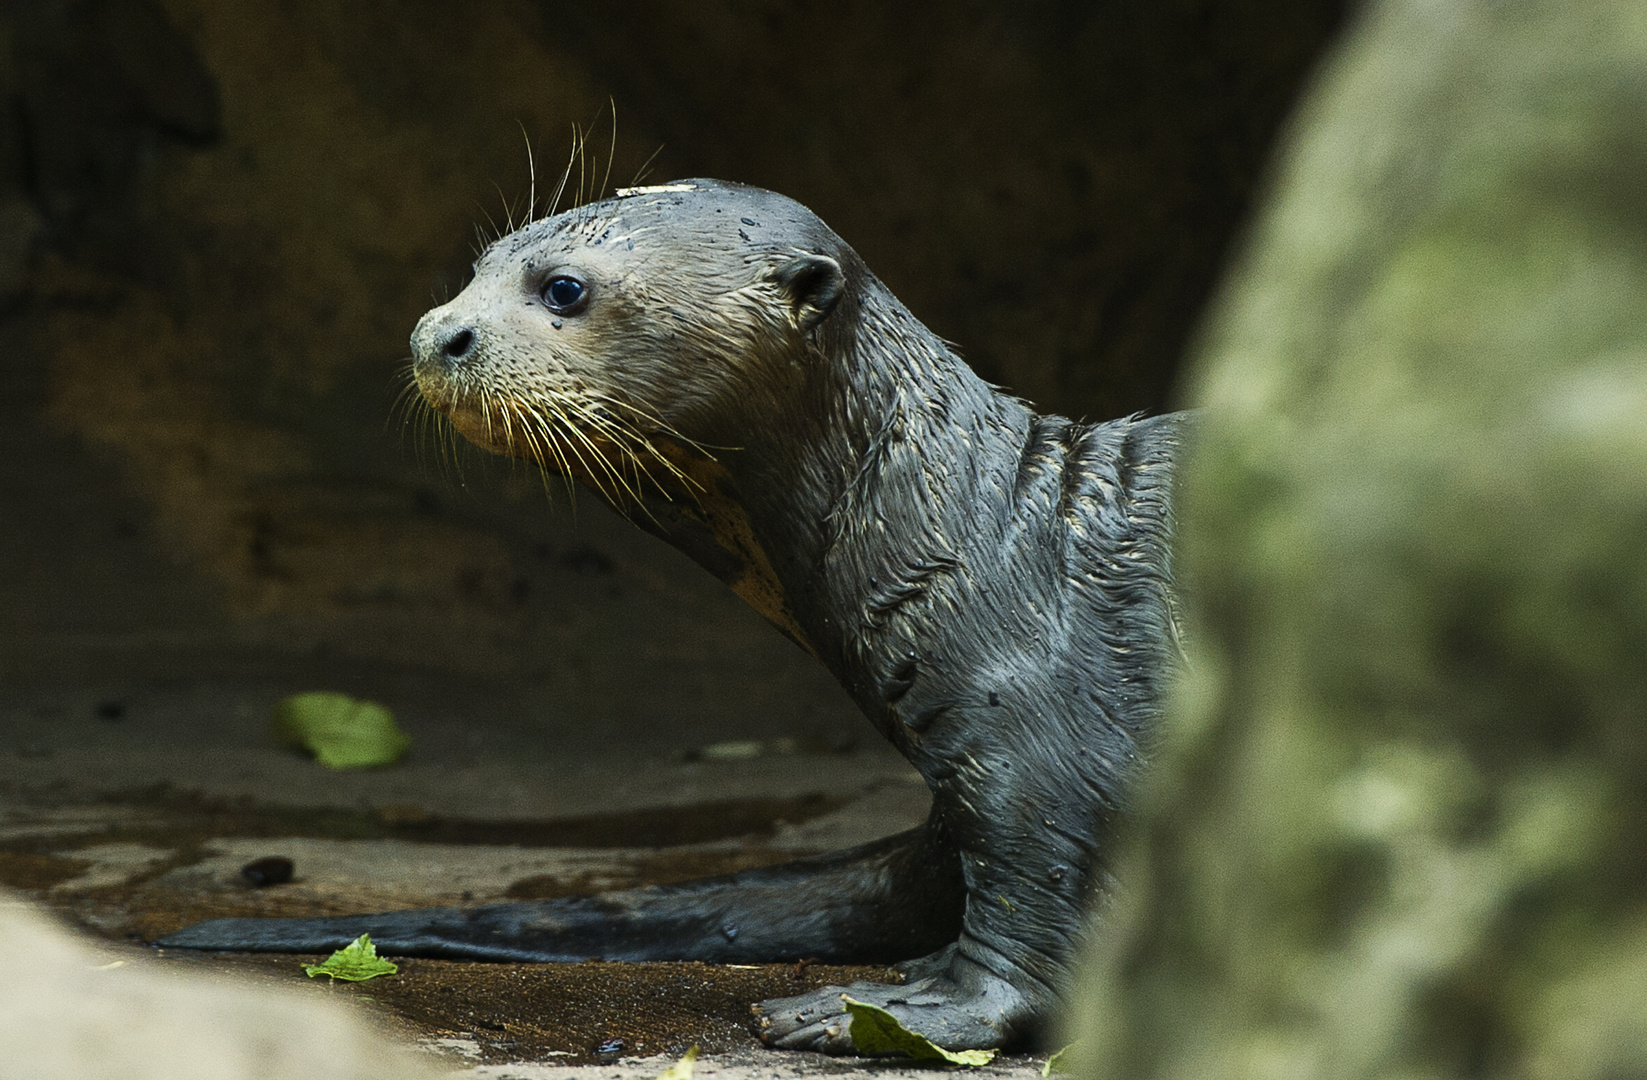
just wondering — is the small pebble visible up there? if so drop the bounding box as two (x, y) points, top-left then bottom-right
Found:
(241, 856), (295, 887)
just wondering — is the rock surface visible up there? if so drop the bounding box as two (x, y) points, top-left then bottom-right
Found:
(1066, 1), (1647, 1077)
(0, 0), (1345, 673)
(0, 892), (438, 1080)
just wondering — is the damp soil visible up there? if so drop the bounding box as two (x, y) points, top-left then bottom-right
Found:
(158, 951), (902, 1065)
(3, 788), (851, 927)
(2, 788), (919, 1063)
(5, 785), (847, 854)
(0, 850), (94, 890)
(23, 844), (845, 945)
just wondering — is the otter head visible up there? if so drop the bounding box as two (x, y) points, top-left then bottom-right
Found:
(410, 180), (860, 649)
(409, 179), (853, 500)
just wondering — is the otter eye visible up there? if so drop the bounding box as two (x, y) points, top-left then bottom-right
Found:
(542, 275), (587, 313)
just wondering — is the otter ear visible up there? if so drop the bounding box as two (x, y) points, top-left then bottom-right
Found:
(771, 254), (845, 331)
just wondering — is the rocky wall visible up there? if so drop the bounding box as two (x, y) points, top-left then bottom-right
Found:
(0, 0), (1343, 673)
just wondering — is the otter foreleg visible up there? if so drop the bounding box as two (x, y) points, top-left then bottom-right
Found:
(753, 939), (1039, 1053)
(157, 820), (963, 965)
(754, 713), (1115, 1053)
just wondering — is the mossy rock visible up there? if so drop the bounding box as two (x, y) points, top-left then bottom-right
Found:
(1066, 1), (1647, 1078)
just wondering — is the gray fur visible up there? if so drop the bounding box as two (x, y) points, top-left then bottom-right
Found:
(165, 179), (1186, 1054)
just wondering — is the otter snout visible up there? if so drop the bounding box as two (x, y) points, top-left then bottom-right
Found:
(410, 307), (485, 416)
(410, 307), (478, 372)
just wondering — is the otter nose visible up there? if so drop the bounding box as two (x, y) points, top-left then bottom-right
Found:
(410, 309), (478, 371)
(440, 326), (476, 360)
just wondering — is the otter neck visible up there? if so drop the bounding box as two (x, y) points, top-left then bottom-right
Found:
(686, 275), (1034, 686)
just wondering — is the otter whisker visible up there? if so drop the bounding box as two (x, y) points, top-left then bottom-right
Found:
(388, 366), (424, 431)
(451, 384), (479, 479)
(568, 400), (700, 498)
(530, 396), (583, 480)
(548, 129), (577, 217)
(393, 376), (453, 481)
(504, 400), (558, 501)
(629, 143), (664, 189)
(598, 393), (729, 458)
(521, 406), (580, 509)
(492, 179), (517, 236)
(532, 389), (620, 498)
(557, 399), (655, 477)
(473, 201), (503, 249)
(509, 396), (574, 488)
(633, 440), (702, 495)
(537, 391), (653, 511)
(479, 387), (499, 448)
(413, 379), (446, 466)
(551, 414), (621, 509)
(616, 402), (720, 457)
(519, 122), (538, 223)
(429, 384), (465, 481)
(498, 393), (524, 472)
(579, 412), (657, 496)
(394, 377), (435, 473)
(566, 424), (695, 524)
(551, 403), (646, 507)
(511, 392), (617, 507)
(543, 419), (589, 511)
(575, 122), (587, 209)
(429, 387), (454, 470)
(559, 391), (705, 497)
(601, 97), (618, 201)
(421, 403), (448, 478)
(518, 424), (564, 507)
(494, 391), (558, 501)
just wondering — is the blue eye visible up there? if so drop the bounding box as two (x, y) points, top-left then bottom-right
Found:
(543, 275), (587, 313)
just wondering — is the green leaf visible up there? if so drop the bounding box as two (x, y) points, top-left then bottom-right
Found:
(1042, 1043), (1076, 1076)
(273, 692), (410, 769)
(303, 933), (399, 981)
(842, 997), (998, 1066)
(654, 1046), (699, 1080)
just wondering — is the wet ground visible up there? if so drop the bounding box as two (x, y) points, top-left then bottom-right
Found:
(0, 743), (961, 1072)
(0, 375), (1050, 1075)
(159, 950), (901, 1066)
(0, 737), (1043, 1075)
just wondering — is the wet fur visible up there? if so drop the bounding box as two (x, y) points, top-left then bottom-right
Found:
(161, 181), (1185, 1053)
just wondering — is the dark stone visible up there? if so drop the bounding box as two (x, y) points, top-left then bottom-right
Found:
(240, 856), (295, 888)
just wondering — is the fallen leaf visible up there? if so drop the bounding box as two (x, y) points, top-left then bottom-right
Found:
(842, 997), (997, 1066)
(1042, 1043), (1075, 1076)
(303, 933), (399, 981)
(273, 692), (410, 769)
(654, 1045), (699, 1080)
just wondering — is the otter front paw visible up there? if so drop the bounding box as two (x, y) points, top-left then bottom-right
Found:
(751, 973), (1021, 1055)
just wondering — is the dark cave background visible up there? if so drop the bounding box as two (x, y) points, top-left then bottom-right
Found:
(0, 0), (1347, 755)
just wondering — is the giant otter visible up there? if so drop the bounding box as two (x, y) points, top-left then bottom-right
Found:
(161, 180), (1184, 1053)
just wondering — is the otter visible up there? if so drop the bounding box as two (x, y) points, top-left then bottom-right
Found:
(161, 180), (1184, 1054)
